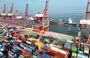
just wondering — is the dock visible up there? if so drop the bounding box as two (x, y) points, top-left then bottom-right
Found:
(20, 28), (74, 42)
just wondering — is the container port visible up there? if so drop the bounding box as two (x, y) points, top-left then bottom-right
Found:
(0, 0), (90, 58)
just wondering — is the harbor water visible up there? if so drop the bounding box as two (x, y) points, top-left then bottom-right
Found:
(49, 14), (90, 36)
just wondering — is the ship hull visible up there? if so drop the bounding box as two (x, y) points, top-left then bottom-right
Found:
(50, 21), (77, 26)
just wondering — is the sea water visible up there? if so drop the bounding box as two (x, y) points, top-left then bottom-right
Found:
(49, 14), (90, 36)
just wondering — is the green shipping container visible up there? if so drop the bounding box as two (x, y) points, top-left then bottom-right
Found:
(45, 39), (50, 43)
(71, 46), (77, 52)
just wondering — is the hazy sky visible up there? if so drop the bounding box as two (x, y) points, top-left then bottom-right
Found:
(0, 0), (88, 16)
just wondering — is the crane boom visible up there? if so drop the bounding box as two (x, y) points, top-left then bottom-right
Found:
(25, 4), (28, 17)
(43, 0), (49, 19)
(84, 0), (90, 19)
(9, 3), (14, 13)
(3, 4), (6, 13)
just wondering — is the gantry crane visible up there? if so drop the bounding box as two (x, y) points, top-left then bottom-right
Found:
(13, 4), (29, 28)
(7, 3), (14, 24)
(2, 4), (6, 14)
(23, 4), (29, 27)
(24, 4), (28, 17)
(77, 0), (90, 57)
(78, 0), (90, 41)
(32, 0), (49, 33)
(0, 4), (6, 17)
(43, 0), (49, 30)
(0, 3), (8, 23)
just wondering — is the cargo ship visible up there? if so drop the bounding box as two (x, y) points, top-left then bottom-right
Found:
(50, 18), (76, 26)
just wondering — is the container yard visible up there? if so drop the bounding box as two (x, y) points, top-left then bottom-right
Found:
(0, 0), (90, 58)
